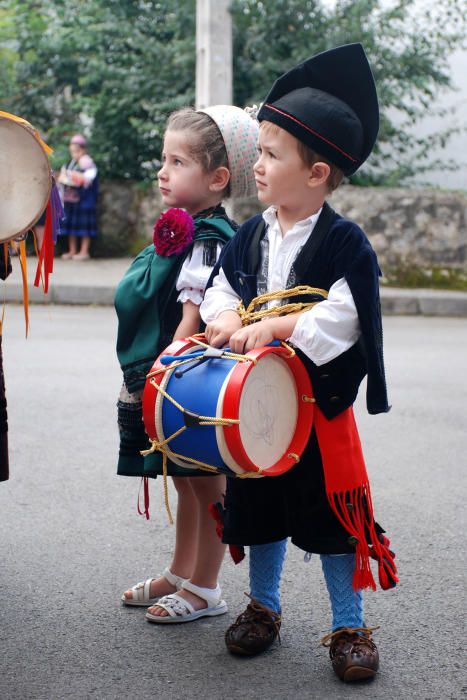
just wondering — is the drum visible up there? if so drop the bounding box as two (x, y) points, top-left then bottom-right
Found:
(142, 337), (314, 477)
(0, 113), (51, 242)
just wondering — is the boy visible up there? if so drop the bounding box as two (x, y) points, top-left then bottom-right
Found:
(200, 44), (398, 682)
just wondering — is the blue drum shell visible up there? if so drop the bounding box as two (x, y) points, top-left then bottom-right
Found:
(161, 357), (236, 472)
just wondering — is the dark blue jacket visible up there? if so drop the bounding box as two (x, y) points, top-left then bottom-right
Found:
(212, 202), (390, 419)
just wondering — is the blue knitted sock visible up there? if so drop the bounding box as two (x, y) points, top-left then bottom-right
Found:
(249, 539), (287, 613)
(321, 554), (364, 630)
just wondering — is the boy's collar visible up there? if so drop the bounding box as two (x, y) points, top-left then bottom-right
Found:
(262, 205), (322, 231)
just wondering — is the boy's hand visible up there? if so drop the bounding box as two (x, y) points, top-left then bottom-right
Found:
(229, 319), (276, 354)
(228, 313), (301, 354)
(205, 310), (243, 348)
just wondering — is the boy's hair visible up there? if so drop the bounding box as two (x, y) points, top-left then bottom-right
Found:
(260, 121), (344, 192)
(166, 108), (231, 197)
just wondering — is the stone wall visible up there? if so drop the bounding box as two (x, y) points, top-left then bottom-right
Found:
(329, 186), (466, 269)
(95, 183), (467, 269)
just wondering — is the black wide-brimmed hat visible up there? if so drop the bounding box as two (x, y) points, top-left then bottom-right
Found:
(257, 43), (379, 175)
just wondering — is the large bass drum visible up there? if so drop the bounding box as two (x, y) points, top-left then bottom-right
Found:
(0, 113), (51, 242)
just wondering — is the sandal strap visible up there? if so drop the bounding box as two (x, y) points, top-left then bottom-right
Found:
(162, 567), (186, 590)
(156, 593), (195, 618)
(182, 580), (222, 607)
(130, 578), (154, 602)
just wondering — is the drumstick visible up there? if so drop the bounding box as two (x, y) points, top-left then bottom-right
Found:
(173, 346), (225, 378)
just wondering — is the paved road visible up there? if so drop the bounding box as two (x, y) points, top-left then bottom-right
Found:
(1, 307), (466, 700)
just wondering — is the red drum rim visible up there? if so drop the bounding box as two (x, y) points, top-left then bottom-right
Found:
(142, 337), (199, 443)
(221, 344), (314, 476)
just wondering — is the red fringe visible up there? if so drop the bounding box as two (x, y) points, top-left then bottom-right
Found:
(137, 476), (150, 520)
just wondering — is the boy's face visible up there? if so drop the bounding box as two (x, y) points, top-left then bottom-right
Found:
(254, 124), (313, 211)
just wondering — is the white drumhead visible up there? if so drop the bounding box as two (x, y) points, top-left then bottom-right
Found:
(218, 353), (298, 472)
(0, 117), (51, 242)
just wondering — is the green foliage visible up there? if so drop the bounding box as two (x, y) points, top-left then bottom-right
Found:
(231, 0), (466, 185)
(0, 0), (196, 179)
(0, 0), (465, 184)
(382, 264), (467, 291)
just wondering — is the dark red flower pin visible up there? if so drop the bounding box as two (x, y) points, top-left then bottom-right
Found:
(153, 208), (195, 256)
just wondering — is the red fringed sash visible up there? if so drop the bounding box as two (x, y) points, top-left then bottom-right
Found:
(209, 403), (398, 591)
(313, 405), (398, 591)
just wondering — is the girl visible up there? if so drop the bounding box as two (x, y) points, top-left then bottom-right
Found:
(58, 134), (98, 260)
(115, 106), (259, 623)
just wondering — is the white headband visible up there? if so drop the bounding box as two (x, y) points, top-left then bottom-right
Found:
(198, 105), (259, 199)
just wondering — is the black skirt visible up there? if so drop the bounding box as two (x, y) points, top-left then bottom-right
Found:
(222, 429), (383, 555)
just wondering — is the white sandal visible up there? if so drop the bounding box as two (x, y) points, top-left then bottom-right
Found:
(121, 567), (185, 607)
(145, 579), (228, 623)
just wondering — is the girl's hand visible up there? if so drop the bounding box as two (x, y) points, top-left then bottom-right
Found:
(205, 310), (243, 348)
(228, 319), (275, 354)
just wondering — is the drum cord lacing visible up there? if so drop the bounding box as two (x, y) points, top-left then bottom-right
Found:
(237, 285), (328, 326)
(141, 331), (309, 521)
(141, 344), (264, 522)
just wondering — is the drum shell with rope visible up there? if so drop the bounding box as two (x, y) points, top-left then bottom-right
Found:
(0, 114), (52, 243)
(142, 337), (315, 477)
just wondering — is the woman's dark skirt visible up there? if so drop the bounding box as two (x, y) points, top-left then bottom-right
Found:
(61, 202), (97, 238)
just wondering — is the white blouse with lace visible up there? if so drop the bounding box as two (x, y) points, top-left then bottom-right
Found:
(176, 240), (223, 306)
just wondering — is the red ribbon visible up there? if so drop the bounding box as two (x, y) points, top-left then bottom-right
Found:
(137, 476), (150, 520)
(34, 199), (54, 294)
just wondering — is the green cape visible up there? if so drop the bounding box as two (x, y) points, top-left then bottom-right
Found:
(115, 214), (235, 393)
(115, 212), (236, 478)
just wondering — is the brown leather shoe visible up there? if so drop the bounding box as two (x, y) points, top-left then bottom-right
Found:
(321, 627), (379, 682)
(225, 597), (281, 656)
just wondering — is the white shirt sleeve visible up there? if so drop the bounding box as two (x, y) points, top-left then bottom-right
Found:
(82, 166), (97, 186)
(289, 277), (361, 366)
(176, 241), (223, 306)
(78, 155), (97, 186)
(200, 266), (241, 322)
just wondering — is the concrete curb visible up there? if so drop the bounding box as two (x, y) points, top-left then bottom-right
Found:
(3, 281), (467, 316)
(3, 283), (117, 306)
(3, 258), (467, 316)
(380, 287), (467, 317)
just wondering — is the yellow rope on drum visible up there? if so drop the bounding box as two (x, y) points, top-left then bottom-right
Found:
(141, 348), (254, 521)
(237, 285), (328, 326)
(186, 335), (257, 364)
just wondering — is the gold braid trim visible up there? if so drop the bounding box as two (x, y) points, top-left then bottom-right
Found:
(237, 285), (328, 326)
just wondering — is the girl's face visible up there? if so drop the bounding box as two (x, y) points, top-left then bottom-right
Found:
(158, 130), (216, 215)
(69, 143), (84, 160)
